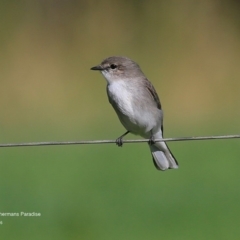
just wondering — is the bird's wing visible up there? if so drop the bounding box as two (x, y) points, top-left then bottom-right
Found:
(144, 79), (164, 133)
(144, 79), (162, 110)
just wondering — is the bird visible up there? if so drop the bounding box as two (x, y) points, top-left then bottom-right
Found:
(91, 56), (178, 171)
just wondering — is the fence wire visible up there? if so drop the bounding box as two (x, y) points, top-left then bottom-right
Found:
(0, 134), (239, 148)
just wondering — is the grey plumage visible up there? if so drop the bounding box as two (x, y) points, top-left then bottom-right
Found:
(91, 56), (178, 171)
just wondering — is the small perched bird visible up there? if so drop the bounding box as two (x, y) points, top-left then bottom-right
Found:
(91, 56), (178, 171)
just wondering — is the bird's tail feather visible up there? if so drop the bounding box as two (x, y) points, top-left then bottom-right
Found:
(149, 142), (178, 171)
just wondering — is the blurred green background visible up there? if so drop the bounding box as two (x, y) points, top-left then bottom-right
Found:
(1, 0), (240, 239)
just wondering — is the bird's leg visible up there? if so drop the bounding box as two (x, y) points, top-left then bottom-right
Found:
(148, 131), (155, 145)
(116, 131), (130, 147)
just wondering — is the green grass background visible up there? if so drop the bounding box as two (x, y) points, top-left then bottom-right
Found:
(0, 1), (240, 239)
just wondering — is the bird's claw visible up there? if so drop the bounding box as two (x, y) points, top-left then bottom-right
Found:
(148, 136), (155, 145)
(115, 131), (129, 147)
(116, 137), (123, 147)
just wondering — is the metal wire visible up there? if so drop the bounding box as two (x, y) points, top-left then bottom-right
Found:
(0, 134), (239, 148)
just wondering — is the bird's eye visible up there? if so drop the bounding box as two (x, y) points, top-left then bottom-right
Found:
(110, 64), (117, 69)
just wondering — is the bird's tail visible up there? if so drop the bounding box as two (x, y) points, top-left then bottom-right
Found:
(149, 141), (178, 171)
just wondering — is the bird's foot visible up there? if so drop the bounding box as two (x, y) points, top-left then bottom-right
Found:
(115, 131), (130, 147)
(116, 137), (123, 147)
(148, 135), (156, 145)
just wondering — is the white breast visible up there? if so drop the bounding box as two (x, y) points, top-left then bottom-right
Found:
(107, 81), (134, 117)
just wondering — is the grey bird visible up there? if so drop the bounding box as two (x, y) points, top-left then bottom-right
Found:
(91, 56), (178, 171)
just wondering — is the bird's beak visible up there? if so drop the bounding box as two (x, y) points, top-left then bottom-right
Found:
(90, 65), (103, 71)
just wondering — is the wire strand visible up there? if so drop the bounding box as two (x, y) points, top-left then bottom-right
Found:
(0, 134), (239, 148)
